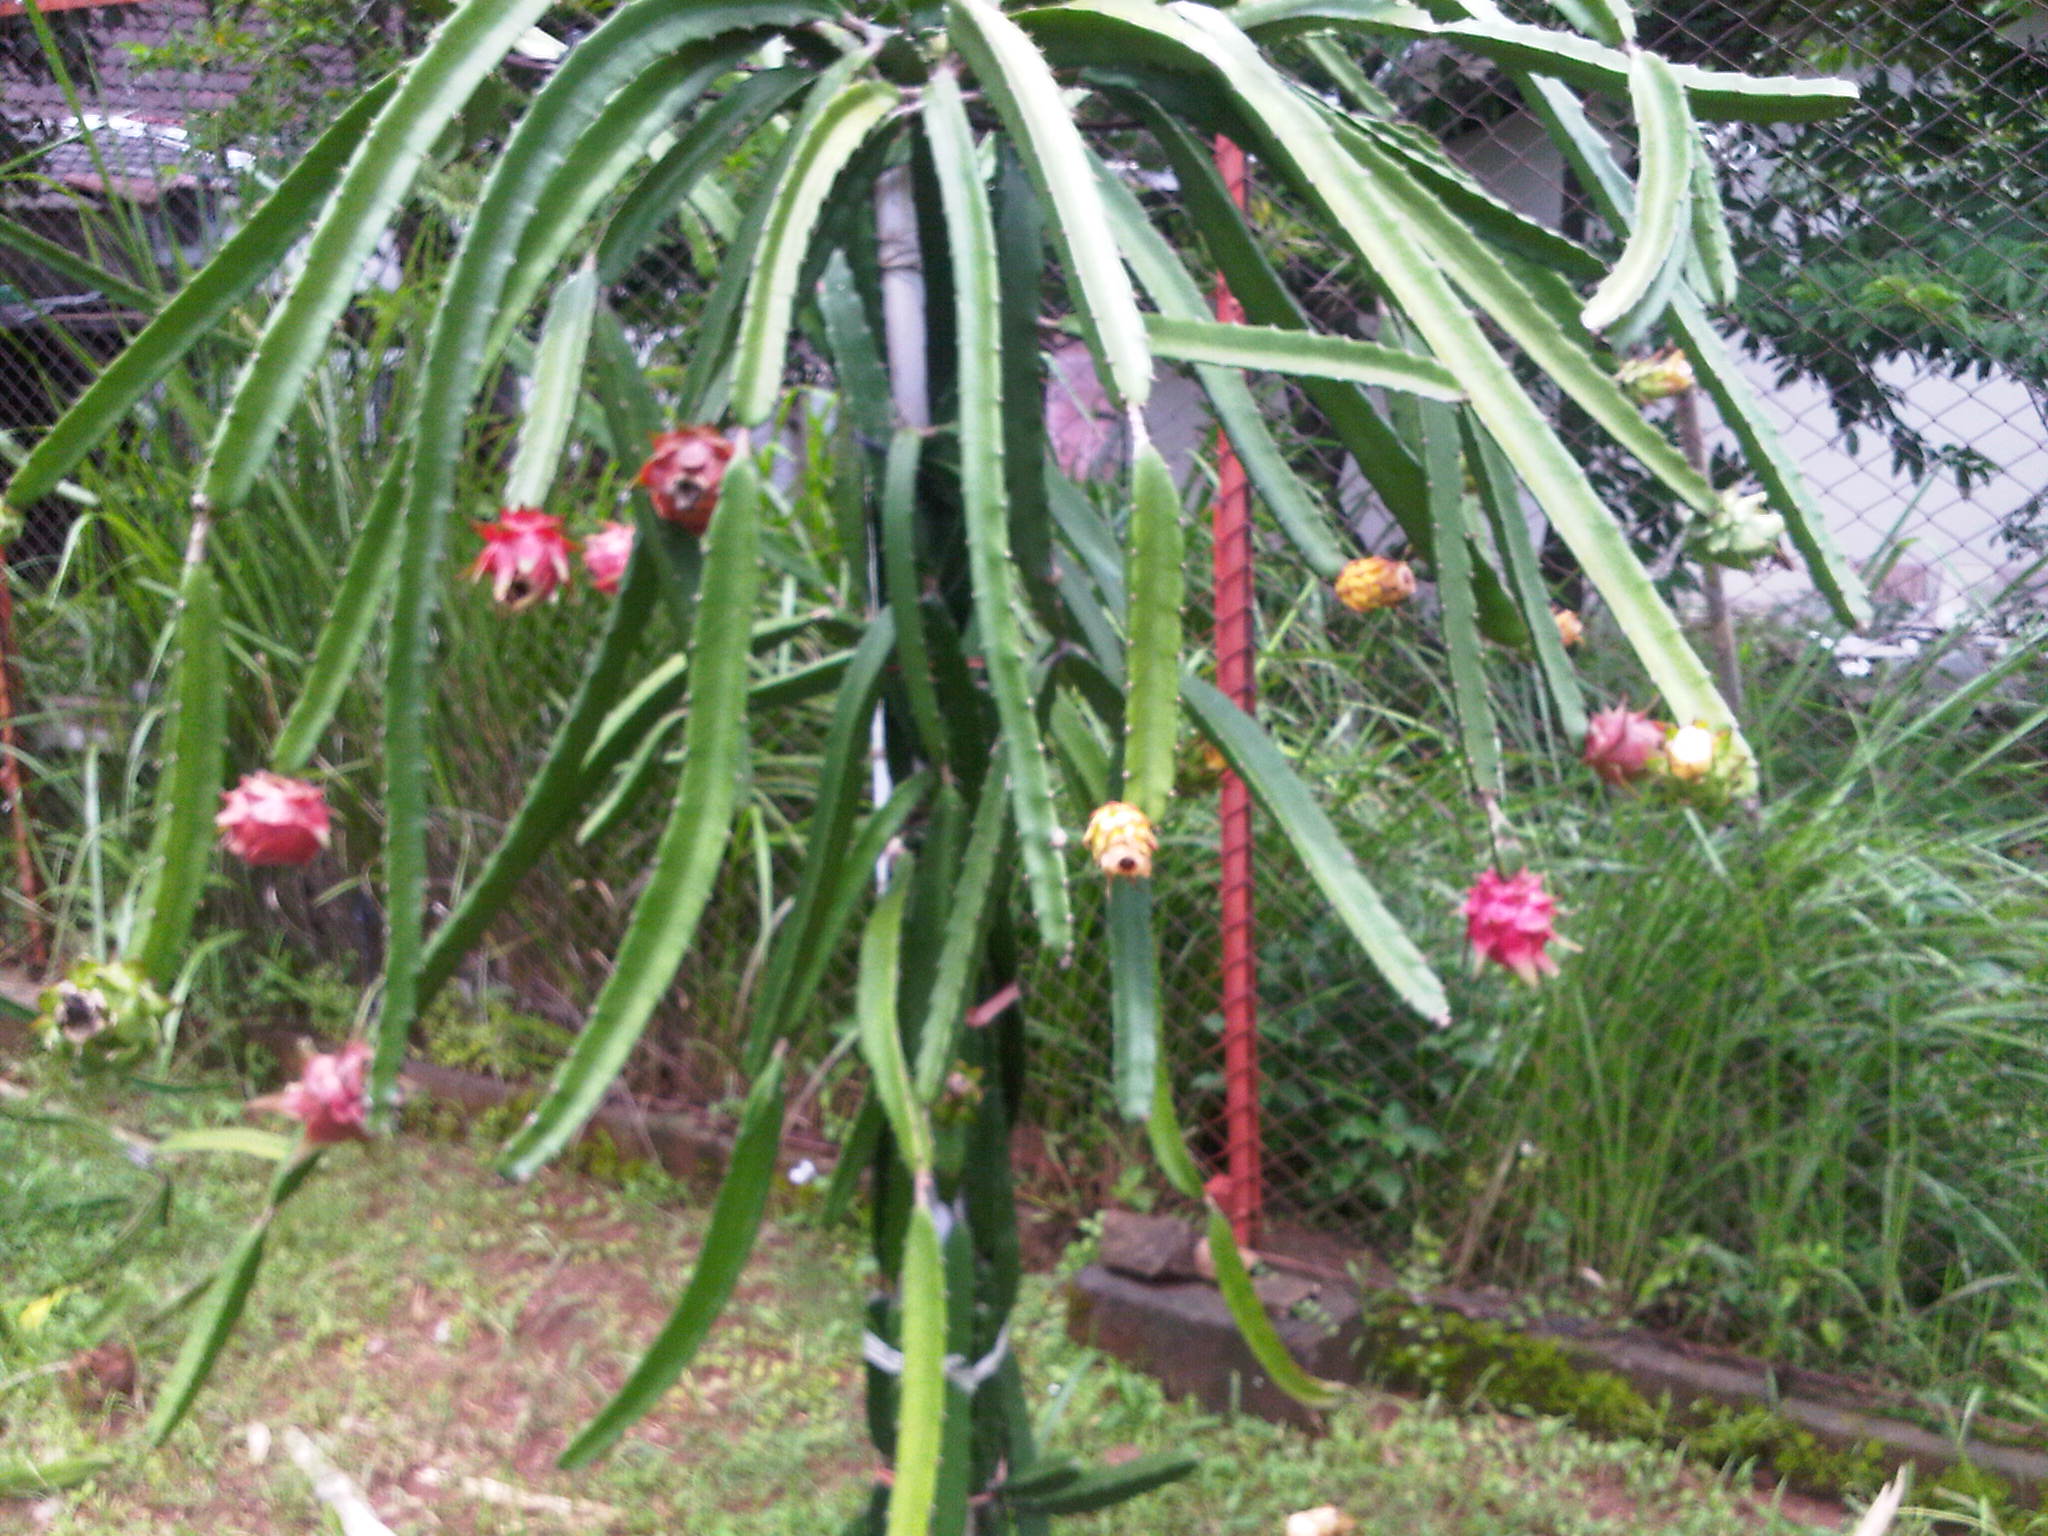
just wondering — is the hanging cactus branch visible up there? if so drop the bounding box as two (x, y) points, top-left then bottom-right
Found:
(5, 0), (1863, 1523)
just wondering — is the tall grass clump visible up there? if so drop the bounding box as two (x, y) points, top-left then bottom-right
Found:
(1447, 623), (2048, 1392)
(1087, 554), (2048, 1395)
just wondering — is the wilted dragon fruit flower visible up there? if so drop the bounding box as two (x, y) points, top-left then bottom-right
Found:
(1616, 347), (1695, 403)
(1463, 868), (1563, 984)
(271, 1039), (372, 1146)
(1690, 486), (1787, 570)
(1581, 705), (1666, 787)
(46, 979), (109, 1046)
(581, 520), (635, 596)
(469, 507), (575, 609)
(217, 772), (331, 867)
(1083, 801), (1157, 880)
(1553, 608), (1584, 648)
(637, 425), (735, 533)
(1334, 555), (1416, 614)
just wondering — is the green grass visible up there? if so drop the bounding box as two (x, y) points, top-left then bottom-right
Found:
(2, 1075), (1871, 1535)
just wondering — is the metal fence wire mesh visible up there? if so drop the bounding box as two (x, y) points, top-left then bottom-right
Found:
(4, 0), (2047, 1394)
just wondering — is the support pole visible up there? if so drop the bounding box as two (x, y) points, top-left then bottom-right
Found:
(873, 166), (930, 434)
(869, 165), (927, 887)
(1210, 136), (1262, 1251)
(1673, 388), (1744, 716)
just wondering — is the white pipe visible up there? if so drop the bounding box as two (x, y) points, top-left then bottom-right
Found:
(868, 164), (929, 888)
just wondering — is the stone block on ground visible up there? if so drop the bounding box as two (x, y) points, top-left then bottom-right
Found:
(1066, 1264), (1361, 1433)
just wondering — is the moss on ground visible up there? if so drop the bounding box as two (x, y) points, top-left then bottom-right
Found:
(1356, 1293), (2039, 1522)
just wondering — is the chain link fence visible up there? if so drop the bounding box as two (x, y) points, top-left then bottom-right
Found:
(5, 0), (2046, 1394)
(1153, 0), (2048, 1229)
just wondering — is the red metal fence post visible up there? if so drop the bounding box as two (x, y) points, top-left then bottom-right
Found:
(0, 550), (43, 973)
(1210, 135), (1262, 1251)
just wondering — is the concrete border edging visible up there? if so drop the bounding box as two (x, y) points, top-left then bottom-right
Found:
(1067, 1216), (2048, 1503)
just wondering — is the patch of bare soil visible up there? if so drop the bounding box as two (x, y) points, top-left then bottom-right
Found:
(84, 1156), (847, 1534)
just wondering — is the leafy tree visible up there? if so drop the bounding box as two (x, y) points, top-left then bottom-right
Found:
(1, 0), (1862, 1523)
(1660, 1), (2048, 487)
(1334, 1), (2046, 560)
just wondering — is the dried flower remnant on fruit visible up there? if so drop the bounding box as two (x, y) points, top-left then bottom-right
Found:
(1616, 347), (1695, 403)
(1664, 722), (1718, 782)
(34, 959), (168, 1064)
(260, 1039), (372, 1145)
(217, 772), (331, 867)
(468, 508), (575, 609)
(1083, 801), (1157, 880)
(1581, 705), (1665, 787)
(49, 980), (107, 1044)
(1463, 868), (1562, 984)
(580, 520), (635, 595)
(1553, 608), (1583, 648)
(1335, 555), (1416, 613)
(637, 425), (735, 533)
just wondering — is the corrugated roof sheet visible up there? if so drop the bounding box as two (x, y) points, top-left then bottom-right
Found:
(0, 0), (350, 127)
(3, 121), (235, 203)
(0, 0), (146, 17)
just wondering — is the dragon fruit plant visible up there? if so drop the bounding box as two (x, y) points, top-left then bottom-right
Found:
(2, 0), (1863, 1525)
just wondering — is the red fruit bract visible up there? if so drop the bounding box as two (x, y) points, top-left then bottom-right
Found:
(1581, 705), (1665, 787)
(277, 1039), (371, 1145)
(581, 520), (635, 596)
(217, 772), (331, 867)
(1462, 868), (1561, 984)
(468, 507), (575, 610)
(637, 425), (735, 533)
